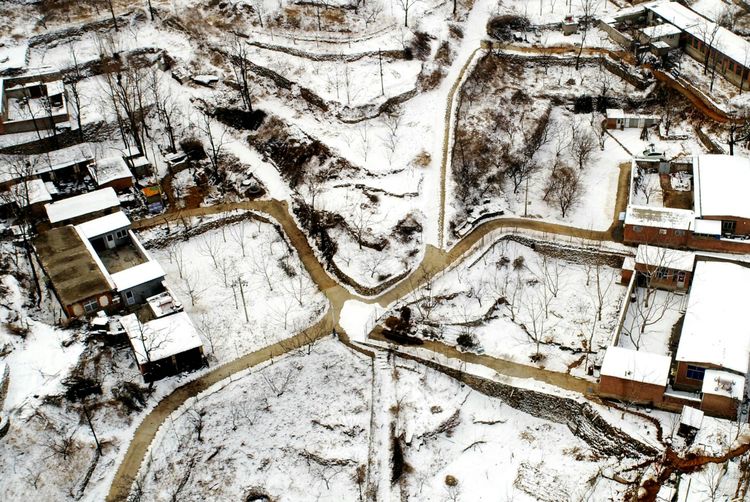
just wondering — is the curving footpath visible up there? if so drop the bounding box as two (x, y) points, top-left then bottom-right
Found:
(107, 39), (642, 502)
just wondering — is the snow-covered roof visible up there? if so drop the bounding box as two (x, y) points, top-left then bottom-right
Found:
(6, 178), (51, 206)
(600, 346), (671, 386)
(641, 23), (682, 39)
(607, 108), (625, 119)
(648, 2), (750, 65)
(45, 187), (120, 224)
(75, 211), (131, 240)
(693, 218), (721, 236)
(147, 289), (183, 318)
(44, 80), (64, 96)
(89, 156), (133, 186)
(676, 261), (750, 374)
(693, 155), (750, 220)
(0, 45), (28, 73)
(622, 256), (635, 271)
(121, 312), (203, 365)
(701, 369), (745, 400)
(625, 205), (694, 230)
(635, 245), (695, 271)
(680, 406), (704, 429)
(110, 260), (165, 292)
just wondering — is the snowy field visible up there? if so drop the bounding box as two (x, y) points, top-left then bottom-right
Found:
(385, 238), (628, 377)
(140, 211), (328, 363)
(134, 338), (371, 501)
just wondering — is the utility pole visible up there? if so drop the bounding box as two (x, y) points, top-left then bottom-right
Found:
(82, 402), (102, 455)
(378, 49), (385, 96)
(238, 279), (250, 323)
(523, 175), (529, 217)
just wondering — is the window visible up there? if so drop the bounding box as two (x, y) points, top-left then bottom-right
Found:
(675, 229), (686, 236)
(656, 267), (670, 279)
(633, 226), (643, 233)
(125, 291), (135, 305)
(106, 234), (114, 242)
(83, 299), (98, 314)
(677, 271), (686, 283)
(686, 365), (706, 381)
(722, 220), (736, 235)
(659, 228), (668, 235)
(115, 229), (128, 239)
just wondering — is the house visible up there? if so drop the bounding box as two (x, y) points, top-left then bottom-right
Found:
(672, 260), (750, 418)
(33, 225), (116, 318)
(0, 77), (69, 134)
(600, 2), (750, 89)
(88, 156), (134, 193)
(632, 244), (694, 290)
(623, 154), (750, 253)
(120, 312), (205, 383)
(44, 187), (120, 227)
(0, 143), (94, 191)
(599, 346), (672, 405)
(34, 203), (167, 318)
(0, 178), (52, 216)
(605, 109), (660, 129)
(603, 258), (750, 419)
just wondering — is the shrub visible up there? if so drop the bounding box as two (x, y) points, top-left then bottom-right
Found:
(457, 333), (477, 349)
(574, 95), (594, 114)
(487, 15), (530, 41)
(409, 31), (433, 61)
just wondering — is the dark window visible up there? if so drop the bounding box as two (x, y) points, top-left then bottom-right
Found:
(677, 271), (686, 283)
(83, 299), (98, 314)
(686, 365), (706, 381)
(633, 225), (643, 233)
(675, 229), (686, 236)
(722, 220), (736, 234)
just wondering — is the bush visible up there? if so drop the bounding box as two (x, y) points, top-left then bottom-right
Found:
(409, 31), (433, 61)
(113, 381), (147, 412)
(180, 137), (207, 161)
(457, 333), (477, 349)
(487, 15), (530, 42)
(214, 108), (267, 131)
(574, 95), (594, 114)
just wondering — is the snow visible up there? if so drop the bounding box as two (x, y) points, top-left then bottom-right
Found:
(600, 346), (671, 385)
(110, 260), (165, 292)
(649, 1), (750, 67)
(694, 218), (721, 235)
(44, 187), (120, 224)
(680, 405), (704, 429)
(625, 205), (694, 230)
(635, 244), (695, 271)
(136, 338), (371, 501)
(676, 261), (750, 374)
(75, 211), (131, 239)
(0, 44), (27, 72)
(121, 312), (203, 366)
(693, 154), (750, 220)
(339, 299), (384, 342)
(88, 156), (133, 186)
(6, 178), (51, 206)
(701, 369), (745, 400)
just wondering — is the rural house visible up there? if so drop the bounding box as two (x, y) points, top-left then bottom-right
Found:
(0, 76), (68, 134)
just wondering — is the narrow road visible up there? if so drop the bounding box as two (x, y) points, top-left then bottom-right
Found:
(108, 38), (639, 502)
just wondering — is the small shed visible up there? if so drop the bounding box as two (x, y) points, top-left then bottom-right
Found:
(677, 405), (703, 441)
(121, 312), (205, 383)
(45, 187), (120, 227)
(599, 346), (672, 405)
(606, 109), (660, 129)
(89, 157), (134, 193)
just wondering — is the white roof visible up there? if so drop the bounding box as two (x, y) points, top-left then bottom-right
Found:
(45, 187), (120, 224)
(676, 261), (750, 374)
(110, 260), (165, 292)
(701, 369), (745, 400)
(693, 155), (750, 220)
(0, 45), (28, 72)
(600, 346), (672, 386)
(75, 211), (131, 239)
(680, 406), (704, 429)
(648, 2), (750, 66)
(693, 218), (721, 236)
(607, 108), (625, 119)
(622, 256), (636, 271)
(89, 156), (133, 186)
(625, 205), (694, 230)
(45, 80), (64, 96)
(641, 23), (682, 39)
(6, 178), (52, 206)
(635, 245), (695, 271)
(121, 312), (203, 365)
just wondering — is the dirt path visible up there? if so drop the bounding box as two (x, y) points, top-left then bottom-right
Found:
(106, 313), (338, 502)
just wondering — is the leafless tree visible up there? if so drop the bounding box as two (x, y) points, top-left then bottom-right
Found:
(575, 0), (599, 71)
(700, 462), (727, 501)
(198, 234), (222, 268)
(524, 292), (546, 361)
(167, 241), (186, 279)
(64, 43), (86, 141)
(358, 121), (370, 162)
(194, 106), (227, 177)
(381, 110), (402, 164)
(546, 165), (582, 218)
(182, 270), (206, 306)
(229, 221), (248, 257)
(569, 123), (596, 171)
(148, 69), (181, 153)
(227, 34), (254, 112)
(396, 0), (420, 27)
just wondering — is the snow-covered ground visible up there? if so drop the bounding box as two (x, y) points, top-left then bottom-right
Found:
(140, 211), (328, 363)
(383, 237), (628, 377)
(134, 337), (371, 501)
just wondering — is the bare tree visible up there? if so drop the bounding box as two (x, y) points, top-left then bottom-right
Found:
(380, 110), (402, 164)
(64, 43), (86, 141)
(395, 0), (420, 27)
(229, 221), (248, 257)
(195, 107), (227, 177)
(548, 165), (582, 218)
(148, 69), (182, 153)
(227, 34), (254, 112)
(198, 234), (221, 268)
(569, 123), (596, 171)
(575, 0), (599, 71)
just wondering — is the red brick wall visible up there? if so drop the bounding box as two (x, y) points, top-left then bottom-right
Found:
(701, 393), (738, 419)
(700, 216), (750, 236)
(623, 225), (689, 247)
(599, 375), (666, 405)
(674, 362), (706, 392)
(100, 177), (134, 193)
(687, 234), (750, 254)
